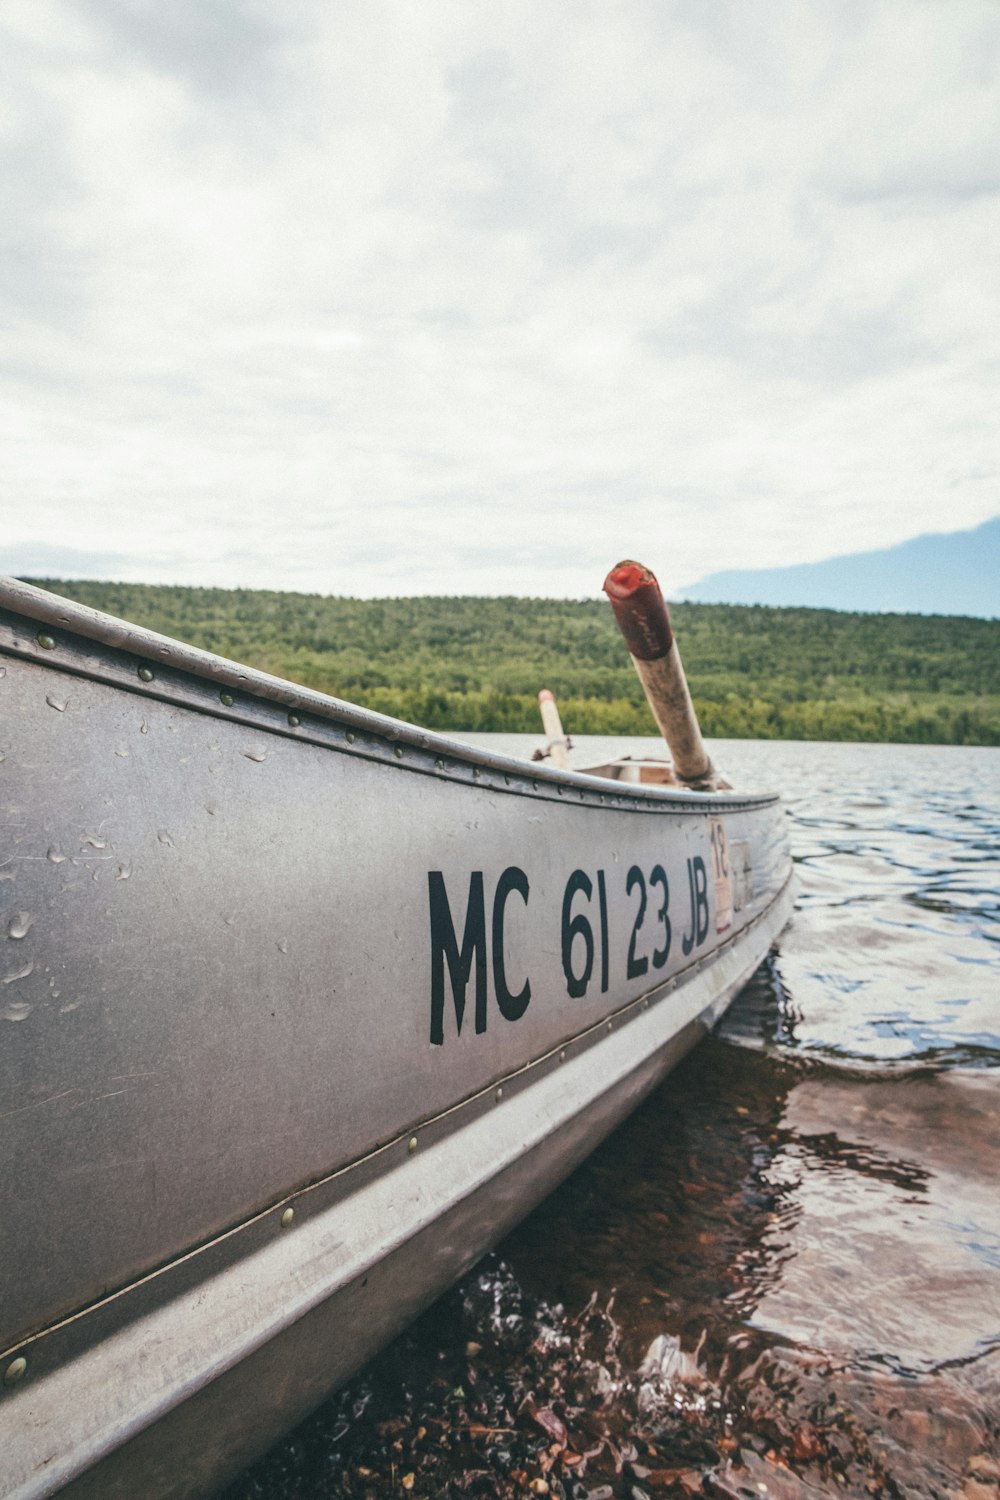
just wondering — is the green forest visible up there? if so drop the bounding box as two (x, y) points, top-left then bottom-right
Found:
(24, 578), (1000, 745)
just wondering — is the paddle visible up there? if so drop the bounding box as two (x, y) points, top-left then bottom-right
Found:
(603, 560), (730, 792)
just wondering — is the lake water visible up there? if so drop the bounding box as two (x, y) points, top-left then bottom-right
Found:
(222, 739), (1000, 1500)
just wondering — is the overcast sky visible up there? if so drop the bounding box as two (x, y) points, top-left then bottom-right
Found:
(4, 1), (999, 597)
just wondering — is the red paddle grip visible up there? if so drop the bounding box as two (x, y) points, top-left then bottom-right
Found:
(602, 560), (673, 661)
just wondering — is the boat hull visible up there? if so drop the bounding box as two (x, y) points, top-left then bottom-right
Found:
(0, 582), (792, 1499)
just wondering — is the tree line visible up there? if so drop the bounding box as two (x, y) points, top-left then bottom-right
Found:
(24, 579), (1000, 745)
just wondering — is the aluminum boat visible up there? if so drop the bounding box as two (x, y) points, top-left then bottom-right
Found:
(0, 572), (792, 1499)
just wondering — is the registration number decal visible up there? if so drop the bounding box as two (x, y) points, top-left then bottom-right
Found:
(428, 848), (720, 1046)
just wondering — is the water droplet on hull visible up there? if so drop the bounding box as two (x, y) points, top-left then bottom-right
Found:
(7, 913), (33, 939)
(46, 695), (67, 712)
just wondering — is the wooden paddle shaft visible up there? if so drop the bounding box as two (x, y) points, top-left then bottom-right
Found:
(538, 689), (571, 770)
(603, 560), (716, 787)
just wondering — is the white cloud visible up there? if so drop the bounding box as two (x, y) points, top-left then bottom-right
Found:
(2, 0), (999, 597)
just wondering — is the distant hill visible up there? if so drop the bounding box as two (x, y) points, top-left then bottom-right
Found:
(681, 516), (1000, 618)
(16, 578), (1000, 745)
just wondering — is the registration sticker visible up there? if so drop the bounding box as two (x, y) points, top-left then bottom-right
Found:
(709, 818), (732, 934)
(730, 840), (753, 914)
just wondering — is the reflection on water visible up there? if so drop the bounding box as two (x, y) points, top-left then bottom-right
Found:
(751, 1065), (1000, 1375)
(223, 740), (1000, 1499)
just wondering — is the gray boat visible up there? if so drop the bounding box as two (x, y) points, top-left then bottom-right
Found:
(0, 567), (792, 1499)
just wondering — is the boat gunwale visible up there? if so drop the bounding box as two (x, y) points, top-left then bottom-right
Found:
(0, 576), (780, 812)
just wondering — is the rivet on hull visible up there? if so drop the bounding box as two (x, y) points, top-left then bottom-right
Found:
(3, 1358), (26, 1388)
(220, 692), (235, 707)
(407, 1136), (418, 1154)
(287, 714), (301, 727)
(280, 1208), (295, 1228)
(138, 666), (154, 682)
(36, 633), (56, 650)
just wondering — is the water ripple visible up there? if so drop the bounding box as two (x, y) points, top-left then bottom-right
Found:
(712, 739), (1000, 1071)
